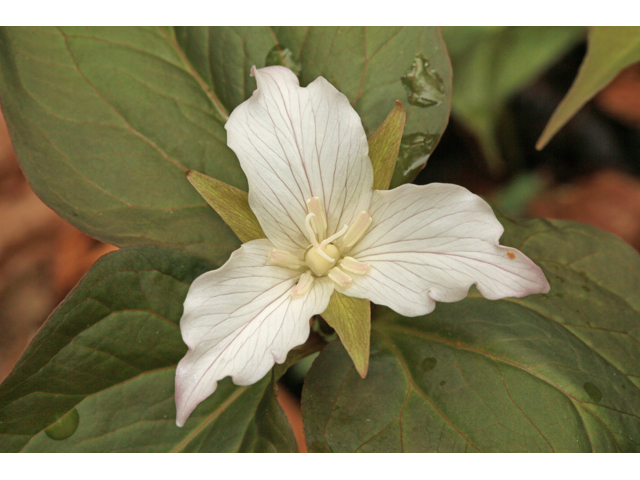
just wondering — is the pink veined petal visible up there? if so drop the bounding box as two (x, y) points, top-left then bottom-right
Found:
(175, 239), (334, 427)
(339, 183), (550, 317)
(225, 65), (373, 253)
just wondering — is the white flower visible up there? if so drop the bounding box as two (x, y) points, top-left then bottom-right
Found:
(175, 66), (549, 426)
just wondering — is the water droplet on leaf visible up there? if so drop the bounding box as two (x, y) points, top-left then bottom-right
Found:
(421, 357), (437, 372)
(265, 45), (302, 77)
(45, 408), (80, 440)
(398, 132), (438, 176)
(583, 382), (602, 403)
(401, 54), (445, 108)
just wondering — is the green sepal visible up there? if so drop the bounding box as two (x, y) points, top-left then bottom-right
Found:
(537, 26), (640, 149)
(320, 292), (371, 378)
(368, 101), (406, 191)
(186, 169), (266, 243)
(369, 100), (407, 190)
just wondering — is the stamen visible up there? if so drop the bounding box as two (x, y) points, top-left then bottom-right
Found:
(304, 213), (321, 248)
(340, 211), (373, 252)
(339, 256), (370, 275)
(328, 266), (353, 287)
(269, 249), (305, 270)
(291, 271), (314, 296)
(306, 197), (327, 241)
(320, 224), (349, 248)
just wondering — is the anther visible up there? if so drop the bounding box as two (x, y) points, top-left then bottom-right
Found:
(268, 249), (305, 270)
(339, 256), (370, 275)
(291, 271), (314, 296)
(328, 266), (353, 287)
(340, 211), (373, 252)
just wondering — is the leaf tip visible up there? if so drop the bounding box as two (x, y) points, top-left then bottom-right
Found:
(356, 361), (369, 379)
(535, 135), (549, 151)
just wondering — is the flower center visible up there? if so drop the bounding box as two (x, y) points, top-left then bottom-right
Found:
(302, 197), (372, 286)
(274, 197), (373, 296)
(305, 243), (340, 277)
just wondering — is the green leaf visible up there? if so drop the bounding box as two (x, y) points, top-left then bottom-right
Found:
(268, 27), (451, 187)
(321, 292), (371, 378)
(368, 101), (406, 191)
(0, 247), (296, 452)
(302, 219), (640, 452)
(174, 27), (279, 113)
(442, 26), (584, 173)
(0, 27), (248, 262)
(186, 169), (265, 243)
(537, 26), (640, 149)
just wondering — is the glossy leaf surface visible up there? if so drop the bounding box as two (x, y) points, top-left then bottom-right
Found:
(0, 247), (296, 452)
(303, 219), (640, 452)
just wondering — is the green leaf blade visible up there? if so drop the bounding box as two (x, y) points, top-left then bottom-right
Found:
(302, 219), (640, 452)
(0, 247), (296, 452)
(0, 26), (245, 261)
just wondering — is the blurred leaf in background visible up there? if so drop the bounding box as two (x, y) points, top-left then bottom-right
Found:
(538, 26), (640, 148)
(442, 26), (585, 174)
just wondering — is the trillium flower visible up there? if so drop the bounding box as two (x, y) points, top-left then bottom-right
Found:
(175, 66), (550, 426)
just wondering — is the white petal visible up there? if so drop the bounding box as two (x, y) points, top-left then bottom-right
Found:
(225, 66), (373, 252)
(175, 239), (334, 426)
(340, 184), (550, 317)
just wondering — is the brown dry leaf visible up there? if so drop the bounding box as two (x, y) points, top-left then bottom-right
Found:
(595, 62), (640, 128)
(277, 384), (307, 453)
(529, 169), (640, 250)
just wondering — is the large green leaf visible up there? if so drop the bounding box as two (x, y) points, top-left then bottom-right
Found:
(442, 26), (584, 173)
(538, 26), (640, 149)
(302, 219), (640, 452)
(0, 27), (245, 262)
(0, 247), (296, 452)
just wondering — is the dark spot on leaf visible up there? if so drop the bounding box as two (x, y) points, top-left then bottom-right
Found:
(583, 382), (602, 403)
(421, 357), (437, 372)
(582, 285), (591, 292)
(439, 380), (446, 386)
